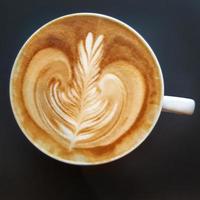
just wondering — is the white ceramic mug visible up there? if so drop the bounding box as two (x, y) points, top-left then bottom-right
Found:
(10, 13), (195, 165)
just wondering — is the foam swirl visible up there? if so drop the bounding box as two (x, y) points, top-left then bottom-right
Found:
(23, 32), (145, 150)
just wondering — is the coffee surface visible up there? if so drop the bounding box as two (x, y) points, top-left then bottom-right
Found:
(10, 14), (162, 164)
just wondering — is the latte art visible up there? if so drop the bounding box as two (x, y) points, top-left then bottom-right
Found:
(10, 14), (162, 164)
(23, 32), (144, 150)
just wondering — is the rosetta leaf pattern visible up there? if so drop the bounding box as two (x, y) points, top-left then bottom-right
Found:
(56, 32), (110, 148)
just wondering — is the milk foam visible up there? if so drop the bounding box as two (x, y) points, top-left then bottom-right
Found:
(22, 32), (145, 150)
(10, 14), (162, 164)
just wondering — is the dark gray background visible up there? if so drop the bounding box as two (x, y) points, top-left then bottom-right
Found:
(0, 0), (199, 199)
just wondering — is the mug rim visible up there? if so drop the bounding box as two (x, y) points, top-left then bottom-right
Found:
(10, 12), (164, 166)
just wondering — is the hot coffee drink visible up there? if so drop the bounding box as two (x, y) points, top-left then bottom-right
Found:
(10, 13), (163, 164)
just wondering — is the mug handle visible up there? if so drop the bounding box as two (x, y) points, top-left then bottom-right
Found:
(162, 96), (195, 115)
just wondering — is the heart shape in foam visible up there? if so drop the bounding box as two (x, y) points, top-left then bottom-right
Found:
(23, 32), (145, 149)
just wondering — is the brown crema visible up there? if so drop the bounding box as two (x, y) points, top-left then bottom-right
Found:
(10, 14), (163, 164)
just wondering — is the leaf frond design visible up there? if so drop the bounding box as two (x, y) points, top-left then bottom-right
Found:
(58, 32), (107, 148)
